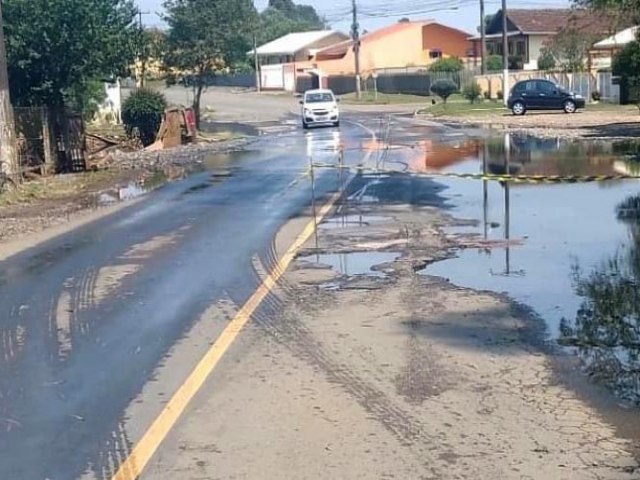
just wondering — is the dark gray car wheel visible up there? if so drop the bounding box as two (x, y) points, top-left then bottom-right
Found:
(563, 100), (576, 113)
(512, 101), (526, 116)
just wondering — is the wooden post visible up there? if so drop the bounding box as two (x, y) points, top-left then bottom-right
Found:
(41, 108), (54, 175)
(0, 1), (18, 178)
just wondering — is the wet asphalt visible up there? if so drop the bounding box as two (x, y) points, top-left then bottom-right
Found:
(0, 119), (381, 479)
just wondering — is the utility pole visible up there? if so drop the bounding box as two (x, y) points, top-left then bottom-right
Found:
(501, 0), (509, 105)
(253, 33), (261, 93)
(0, 1), (18, 178)
(480, 0), (486, 74)
(351, 0), (362, 100)
(137, 10), (151, 88)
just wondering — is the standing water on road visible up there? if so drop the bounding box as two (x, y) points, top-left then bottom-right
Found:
(419, 134), (640, 403)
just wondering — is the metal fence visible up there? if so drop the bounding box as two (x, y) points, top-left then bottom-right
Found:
(475, 71), (599, 100)
(14, 107), (49, 174)
(364, 70), (475, 96)
(13, 107), (86, 175)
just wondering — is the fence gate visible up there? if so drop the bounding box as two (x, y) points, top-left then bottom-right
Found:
(59, 113), (86, 172)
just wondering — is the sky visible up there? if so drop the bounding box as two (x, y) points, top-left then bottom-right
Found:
(136, 0), (570, 36)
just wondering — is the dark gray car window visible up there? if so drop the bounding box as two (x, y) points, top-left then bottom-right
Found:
(525, 81), (537, 92)
(537, 81), (555, 93)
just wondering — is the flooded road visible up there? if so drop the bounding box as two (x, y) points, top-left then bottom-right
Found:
(2, 108), (640, 479)
(412, 134), (640, 404)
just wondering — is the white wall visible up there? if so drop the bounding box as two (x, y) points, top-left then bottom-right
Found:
(524, 35), (549, 70)
(261, 64), (285, 90)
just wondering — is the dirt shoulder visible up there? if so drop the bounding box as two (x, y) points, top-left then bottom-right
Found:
(420, 107), (640, 139)
(269, 177), (640, 478)
(0, 137), (251, 254)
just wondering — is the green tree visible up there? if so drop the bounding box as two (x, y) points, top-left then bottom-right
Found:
(486, 54), (503, 72)
(574, 0), (639, 24)
(163, 0), (257, 128)
(122, 88), (167, 146)
(428, 57), (464, 72)
(477, 13), (497, 33)
(138, 28), (167, 85)
(539, 27), (600, 72)
(613, 37), (640, 112)
(4, 0), (137, 114)
(463, 82), (482, 103)
(258, 0), (326, 45)
(430, 79), (458, 103)
(537, 50), (556, 71)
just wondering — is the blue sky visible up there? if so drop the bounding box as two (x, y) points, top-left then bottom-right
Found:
(136, 0), (569, 36)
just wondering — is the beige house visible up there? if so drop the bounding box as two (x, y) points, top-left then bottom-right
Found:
(473, 8), (616, 70)
(589, 26), (639, 70)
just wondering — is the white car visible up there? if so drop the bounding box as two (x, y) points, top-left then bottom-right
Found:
(300, 89), (340, 129)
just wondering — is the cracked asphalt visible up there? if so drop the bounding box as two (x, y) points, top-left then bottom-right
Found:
(0, 89), (638, 479)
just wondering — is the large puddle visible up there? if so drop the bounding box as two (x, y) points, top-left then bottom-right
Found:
(414, 134), (640, 404)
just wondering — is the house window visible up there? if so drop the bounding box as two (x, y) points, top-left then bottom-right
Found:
(516, 41), (525, 56)
(429, 49), (442, 59)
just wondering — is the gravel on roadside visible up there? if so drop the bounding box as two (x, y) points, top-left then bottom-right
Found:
(422, 109), (640, 139)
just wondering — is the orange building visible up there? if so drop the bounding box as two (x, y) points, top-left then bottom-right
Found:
(309, 21), (474, 76)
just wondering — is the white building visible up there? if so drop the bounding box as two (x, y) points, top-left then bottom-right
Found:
(249, 30), (348, 91)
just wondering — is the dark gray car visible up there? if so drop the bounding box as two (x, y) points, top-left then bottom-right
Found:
(507, 79), (586, 115)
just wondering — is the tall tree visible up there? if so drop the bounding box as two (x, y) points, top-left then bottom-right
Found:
(163, 0), (256, 128)
(258, 1), (326, 45)
(613, 38), (640, 111)
(539, 27), (601, 72)
(3, 0), (137, 112)
(574, 0), (640, 24)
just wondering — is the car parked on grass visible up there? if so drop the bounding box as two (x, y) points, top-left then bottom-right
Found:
(300, 89), (340, 129)
(507, 79), (586, 115)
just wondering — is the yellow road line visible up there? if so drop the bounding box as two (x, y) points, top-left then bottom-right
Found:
(111, 190), (343, 480)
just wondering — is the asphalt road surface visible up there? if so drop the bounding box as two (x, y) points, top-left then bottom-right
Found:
(0, 118), (377, 479)
(3, 98), (638, 480)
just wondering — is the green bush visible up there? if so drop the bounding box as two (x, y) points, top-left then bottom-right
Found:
(486, 55), (503, 72)
(538, 50), (556, 71)
(430, 79), (458, 103)
(463, 82), (482, 103)
(428, 57), (463, 72)
(613, 40), (640, 110)
(122, 88), (167, 146)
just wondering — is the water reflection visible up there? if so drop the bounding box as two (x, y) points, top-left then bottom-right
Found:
(484, 136), (640, 177)
(560, 194), (640, 404)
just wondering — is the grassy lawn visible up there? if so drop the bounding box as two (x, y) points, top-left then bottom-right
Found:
(340, 92), (431, 105)
(583, 102), (639, 113)
(421, 100), (508, 117)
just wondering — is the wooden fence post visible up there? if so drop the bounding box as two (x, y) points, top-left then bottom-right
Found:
(41, 107), (55, 175)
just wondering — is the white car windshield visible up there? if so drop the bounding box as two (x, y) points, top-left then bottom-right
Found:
(305, 93), (334, 103)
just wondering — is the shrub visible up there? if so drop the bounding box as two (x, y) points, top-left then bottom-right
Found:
(613, 40), (640, 112)
(429, 57), (463, 72)
(122, 88), (167, 146)
(496, 90), (504, 100)
(538, 50), (556, 71)
(430, 79), (458, 103)
(483, 91), (491, 100)
(486, 55), (503, 72)
(463, 82), (482, 103)
(592, 91), (602, 102)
